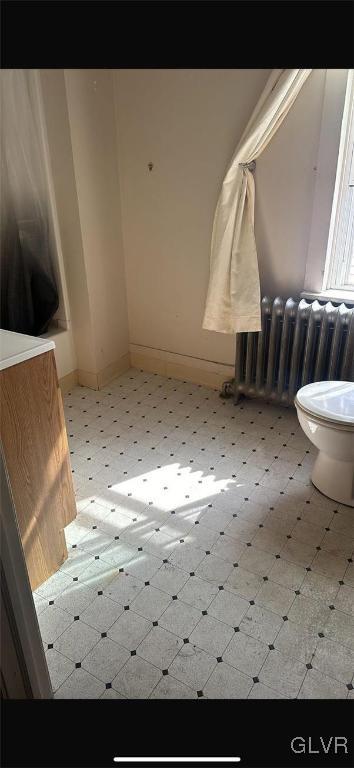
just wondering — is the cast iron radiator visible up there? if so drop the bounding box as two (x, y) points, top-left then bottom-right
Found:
(221, 296), (354, 406)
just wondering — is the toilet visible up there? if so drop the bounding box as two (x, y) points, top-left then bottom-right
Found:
(295, 381), (354, 508)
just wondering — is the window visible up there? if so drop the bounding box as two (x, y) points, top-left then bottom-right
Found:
(323, 69), (354, 293)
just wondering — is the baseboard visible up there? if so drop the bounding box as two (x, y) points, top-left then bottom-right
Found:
(60, 348), (233, 392)
(130, 344), (234, 390)
(97, 353), (131, 389)
(58, 369), (79, 394)
(77, 369), (99, 390)
(76, 353), (131, 391)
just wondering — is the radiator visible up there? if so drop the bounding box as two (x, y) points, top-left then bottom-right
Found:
(221, 296), (354, 405)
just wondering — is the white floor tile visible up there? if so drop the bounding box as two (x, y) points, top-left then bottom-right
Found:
(177, 576), (218, 611)
(112, 655), (162, 698)
(324, 610), (354, 651)
(268, 558), (305, 591)
(36, 570), (72, 601)
(38, 606), (73, 645)
(169, 544), (206, 573)
(79, 559), (121, 591)
(34, 369), (351, 699)
(239, 604), (283, 645)
(223, 630), (269, 677)
(204, 662), (252, 699)
(238, 546), (276, 576)
(195, 554), (233, 586)
(255, 581), (295, 617)
(79, 595), (124, 632)
(150, 675), (196, 699)
(259, 648), (306, 698)
(345, 563), (354, 587)
(288, 594), (331, 635)
(55, 668), (106, 699)
(331, 509), (354, 537)
(59, 548), (96, 579)
(199, 507), (234, 533)
(169, 644), (217, 690)
(311, 550), (349, 581)
(298, 571), (339, 605)
(301, 504), (334, 529)
(224, 517), (258, 544)
(279, 538), (317, 569)
(312, 637), (354, 685)
(45, 649), (75, 692)
(100, 688), (126, 699)
(130, 585), (172, 622)
(33, 593), (49, 616)
(150, 562), (189, 596)
(125, 552), (164, 582)
(225, 565), (263, 601)
(55, 583), (97, 617)
(184, 524), (219, 552)
(248, 682), (286, 699)
(108, 610), (152, 650)
(104, 573), (144, 606)
(158, 598), (200, 638)
(321, 530), (354, 558)
(274, 620), (319, 664)
(335, 585), (354, 617)
(137, 625), (183, 669)
(291, 520), (325, 548)
(55, 619), (100, 662)
(298, 667), (349, 699)
(82, 637), (130, 683)
(208, 590), (249, 627)
(189, 615), (234, 658)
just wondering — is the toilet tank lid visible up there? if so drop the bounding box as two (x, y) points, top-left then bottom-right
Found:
(296, 381), (354, 425)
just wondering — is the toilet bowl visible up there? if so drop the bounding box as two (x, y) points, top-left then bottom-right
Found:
(295, 381), (354, 508)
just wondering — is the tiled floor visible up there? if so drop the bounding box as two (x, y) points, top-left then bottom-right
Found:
(33, 368), (354, 699)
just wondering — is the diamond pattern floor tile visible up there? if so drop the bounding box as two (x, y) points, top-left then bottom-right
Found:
(204, 661), (253, 699)
(112, 655), (162, 698)
(33, 367), (351, 699)
(137, 625), (183, 669)
(81, 636), (130, 683)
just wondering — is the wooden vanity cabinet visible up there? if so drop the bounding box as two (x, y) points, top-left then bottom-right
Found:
(0, 349), (76, 590)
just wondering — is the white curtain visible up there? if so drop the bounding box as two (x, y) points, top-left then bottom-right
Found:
(203, 69), (312, 335)
(0, 69), (56, 283)
(0, 69), (59, 335)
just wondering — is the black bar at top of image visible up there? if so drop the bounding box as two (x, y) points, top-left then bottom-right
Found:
(1, 699), (354, 768)
(1, 0), (354, 69)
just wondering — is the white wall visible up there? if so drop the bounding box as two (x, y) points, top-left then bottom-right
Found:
(40, 69), (130, 383)
(115, 68), (346, 367)
(39, 68), (347, 381)
(41, 327), (77, 380)
(115, 69), (271, 366)
(40, 69), (97, 376)
(65, 70), (129, 374)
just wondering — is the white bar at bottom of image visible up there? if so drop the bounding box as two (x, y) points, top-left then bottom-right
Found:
(113, 757), (241, 763)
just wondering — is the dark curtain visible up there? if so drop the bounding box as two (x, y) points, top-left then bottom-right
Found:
(0, 201), (59, 336)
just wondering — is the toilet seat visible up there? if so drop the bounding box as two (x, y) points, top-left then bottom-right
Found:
(295, 380), (354, 507)
(295, 381), (354, 427)
(295, 400), (354, 432)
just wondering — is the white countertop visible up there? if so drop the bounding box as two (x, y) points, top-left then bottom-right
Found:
(0, 329), (55, 371)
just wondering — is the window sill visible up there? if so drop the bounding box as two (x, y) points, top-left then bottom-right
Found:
(301, 289), (354, 307)
(41, 319), (69, 339)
